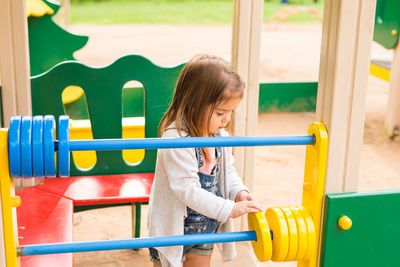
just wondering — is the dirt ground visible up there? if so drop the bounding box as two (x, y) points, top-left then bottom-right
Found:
(67, 23), (400, 266)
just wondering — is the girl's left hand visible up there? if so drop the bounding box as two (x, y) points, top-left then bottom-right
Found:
(235, 190), (256, 202)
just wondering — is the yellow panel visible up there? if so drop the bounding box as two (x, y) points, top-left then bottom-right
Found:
(69, 121), (97, 170)
(298, 122), (328, 267)
(0, 130), (19, 267)
(122, 124), (145, 165)
(26, 0), (53, 17)
(62, 86), (84, 105)
(70, 119), (145, 170)
(369, 63), (390, 82)
(247, 212), (272, 262)
(265, 207), (289, 262)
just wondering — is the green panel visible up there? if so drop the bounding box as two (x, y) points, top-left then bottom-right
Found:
(31, 55), (184, 176)
(64, 92), (89, 120)
(321, 190), (400, 267)
(28, 14), (88, 76)
(68, 82), (317, 116)
(64, 86), (145, 120)
(373, 0), (400, 49)
(122, 87), (144, 117)
(258, 82), (317, 112)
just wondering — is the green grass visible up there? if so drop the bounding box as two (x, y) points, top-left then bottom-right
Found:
(69, 0), (324, 25)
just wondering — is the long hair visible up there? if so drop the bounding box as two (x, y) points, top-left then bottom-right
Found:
(159, 54), (245, 159)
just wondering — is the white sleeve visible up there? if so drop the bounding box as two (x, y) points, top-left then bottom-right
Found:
(160, 146), (234, 223)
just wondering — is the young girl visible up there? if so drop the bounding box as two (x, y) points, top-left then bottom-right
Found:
(147, 54), (263, 267)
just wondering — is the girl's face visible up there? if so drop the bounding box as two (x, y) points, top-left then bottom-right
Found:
(207, 97), (242, 135)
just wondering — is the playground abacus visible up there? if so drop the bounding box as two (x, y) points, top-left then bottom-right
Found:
(1, 114), (328, 266)
(8, 115), (315, 178)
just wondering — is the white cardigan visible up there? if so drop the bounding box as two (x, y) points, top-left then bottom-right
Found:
(147, 126), (248, 267)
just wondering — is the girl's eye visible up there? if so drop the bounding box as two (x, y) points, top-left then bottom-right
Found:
(217, 112), (224, 116)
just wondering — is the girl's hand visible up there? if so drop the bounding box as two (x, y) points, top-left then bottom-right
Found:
(229, 200), (263, 218)
(235, 190), (256, 202)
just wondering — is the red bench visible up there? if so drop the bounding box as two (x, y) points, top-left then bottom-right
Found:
(15, 173), (154, 266)
(16, 187), (73, 267)
(36, 173), (154, 206)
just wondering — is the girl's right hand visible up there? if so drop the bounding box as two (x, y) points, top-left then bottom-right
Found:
(229, 200), (263, 218)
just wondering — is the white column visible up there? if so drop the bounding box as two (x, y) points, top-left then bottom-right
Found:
(0, 0), (32, 128)
(313, 1), (376, 264)
(317, 0), (376, 194)
(0, 0), (33, 188)
(231, 0), (263, 191)
(385, 46), (400, 138)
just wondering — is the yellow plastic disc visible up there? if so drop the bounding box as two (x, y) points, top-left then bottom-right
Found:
(338, 215), (352, 230)
(289, 206), (308, 260)
(280, 207), (298, 261)
(62, 86), (84, 104)
(299, 206), (316, 260)
(265, 207), (289, 262)
(248, 212), (273, 262)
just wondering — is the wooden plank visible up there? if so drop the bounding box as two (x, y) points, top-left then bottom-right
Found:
(0, 0), (19, 125)
(314, 0), (376, 265)
(231, 0), (263, 190)
(0, 0), (32, 128)
(231, 0), (251, 180)
(316, 0), (376, 194)
(385, 46), (400, 137)
(243, 0), (263, 191)
(11, 0), (32, 117)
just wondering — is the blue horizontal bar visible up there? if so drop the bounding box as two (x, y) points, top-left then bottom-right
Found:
(69, 135), (314, 151)
(20, 231), (257, 256)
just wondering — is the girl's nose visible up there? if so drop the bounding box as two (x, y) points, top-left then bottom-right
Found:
(224, 113), (232, 122)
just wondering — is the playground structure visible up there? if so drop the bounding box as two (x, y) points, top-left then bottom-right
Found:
(1, 0), (400, 267)
(1, 115), (326, 266)
(369, 0), (400, 139)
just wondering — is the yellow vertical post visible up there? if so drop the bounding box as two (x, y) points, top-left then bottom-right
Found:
(298, 122), (328, 267)
(0, 129), (20, 267)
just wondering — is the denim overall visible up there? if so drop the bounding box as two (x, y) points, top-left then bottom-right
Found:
(182, 146), (223, 254)
(149, 145), (223, 262)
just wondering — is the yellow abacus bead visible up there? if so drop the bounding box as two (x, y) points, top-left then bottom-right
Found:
(280, 207), (298, 261)
(289, 206), (308, 260)
(248, 212), (273, 262)
(265, 207), (289, 262)
(299, 206), (316, 260)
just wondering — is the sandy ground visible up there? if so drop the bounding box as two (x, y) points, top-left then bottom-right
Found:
(65, 23), (400, 266)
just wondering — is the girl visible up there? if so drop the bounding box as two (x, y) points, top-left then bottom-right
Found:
(148, 54), (263, 267)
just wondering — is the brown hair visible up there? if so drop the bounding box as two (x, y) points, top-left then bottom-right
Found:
(159, 54), (245, 159)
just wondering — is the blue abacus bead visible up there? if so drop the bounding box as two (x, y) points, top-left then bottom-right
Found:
(58, 115), (70, 177)
(44, 115), (56, 178)
(9, 116), (22, 177)
(32, 116), (44, 177)
(21, 116), (33, 178)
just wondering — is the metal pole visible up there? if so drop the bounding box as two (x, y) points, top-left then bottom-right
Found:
(67, 135), (315, 151)
(19, 231), (257, 256)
